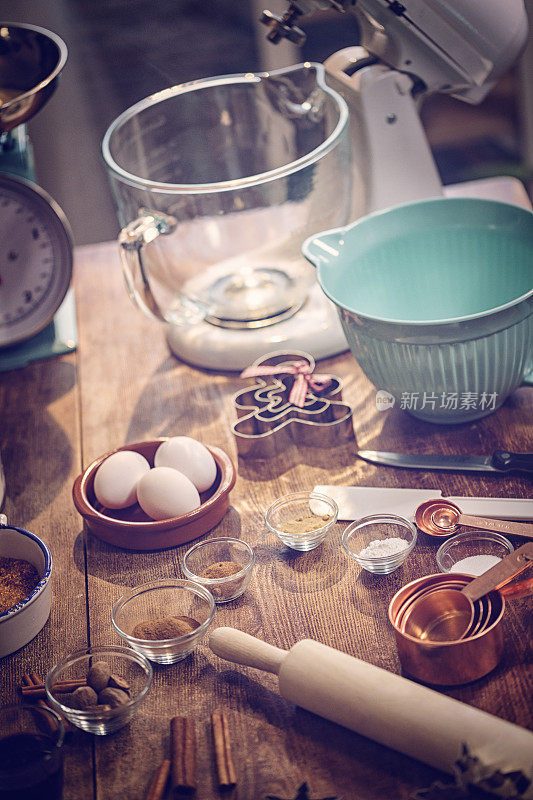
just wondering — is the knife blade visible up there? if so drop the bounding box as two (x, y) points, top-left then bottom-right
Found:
(356, 449), (533, 473)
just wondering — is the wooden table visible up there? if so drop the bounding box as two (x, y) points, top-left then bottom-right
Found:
(1, 240), (532, 800)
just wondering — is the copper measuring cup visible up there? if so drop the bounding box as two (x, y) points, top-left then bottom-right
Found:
(397, 580), (492, 639)
(403, 543), (533, 642)
(415, 499), (533, 539)
(396, 578), (465, 632)
(388, 574), (504, 685)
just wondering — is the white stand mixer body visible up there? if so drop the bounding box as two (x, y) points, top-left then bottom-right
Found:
(324, 47), (443, 217)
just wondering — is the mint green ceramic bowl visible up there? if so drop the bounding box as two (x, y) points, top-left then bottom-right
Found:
(303, 197), (533, 423)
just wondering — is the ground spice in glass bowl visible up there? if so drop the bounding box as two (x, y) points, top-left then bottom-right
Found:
(182, 538), (255, 603)
(199, 561), (242, 579)
(112, 579), (215, 664)
(277, 514), (333, 535)
(131, 615), (200, 640)
(0, 557), (40, 613)
(265, 491), (339, 552)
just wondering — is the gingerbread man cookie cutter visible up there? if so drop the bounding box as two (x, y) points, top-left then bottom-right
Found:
(232, 351), (355, 459)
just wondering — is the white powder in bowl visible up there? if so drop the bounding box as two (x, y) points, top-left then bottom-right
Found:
(449, 554), (501, 576)
(358, 537), (409, 559)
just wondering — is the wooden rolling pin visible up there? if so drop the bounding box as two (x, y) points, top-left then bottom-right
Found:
(210, 628), (533, 798)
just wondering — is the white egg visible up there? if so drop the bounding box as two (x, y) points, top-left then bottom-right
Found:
(93, 450), (151, 509)
(154, 436), (217, 493)
(136, 466), (201, 520)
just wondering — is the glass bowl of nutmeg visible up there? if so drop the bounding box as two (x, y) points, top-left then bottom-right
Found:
(44, 644), (153, 735)
(181, 537), (255, 603)
(111, 579), (215, 664)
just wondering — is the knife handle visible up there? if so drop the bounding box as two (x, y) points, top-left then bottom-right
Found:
(491, 450), (533, 472)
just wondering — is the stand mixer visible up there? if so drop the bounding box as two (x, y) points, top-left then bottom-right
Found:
(104, 1), (528, 371)
(262, 0), (528, 215)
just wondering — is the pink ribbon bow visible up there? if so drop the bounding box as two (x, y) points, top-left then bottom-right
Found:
(240, 360), (332, 408)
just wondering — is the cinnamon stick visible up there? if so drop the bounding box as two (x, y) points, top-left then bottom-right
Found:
(21, 671), (72, 735)
(211, 710), (237, 791)
(21, 672), (59, 735)
(21, 679), (87, 698)
(170, 716), (196, 795)
(20, 685), (48, 699)
(144, 759), (171, 800)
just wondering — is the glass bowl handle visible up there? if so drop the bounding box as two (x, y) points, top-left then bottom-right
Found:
(118, 210), (208, 325)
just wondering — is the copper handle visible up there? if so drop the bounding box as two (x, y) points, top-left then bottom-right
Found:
(458, 513), (533, 539)
(463, 542), (533, 601)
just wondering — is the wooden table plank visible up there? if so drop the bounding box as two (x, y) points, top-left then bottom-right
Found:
(1, 239), (531, 800)
(0, 353), (94, 797)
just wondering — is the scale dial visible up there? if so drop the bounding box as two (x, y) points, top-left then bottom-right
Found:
(0, 173), (73, 348)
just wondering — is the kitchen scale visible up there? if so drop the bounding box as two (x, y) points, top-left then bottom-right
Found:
(0, 22), (76, 371)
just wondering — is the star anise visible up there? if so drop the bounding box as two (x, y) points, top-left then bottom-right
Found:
(412, 743), (531, 800)
(265, 781), (340, 800)
(411, 780), (469, 800)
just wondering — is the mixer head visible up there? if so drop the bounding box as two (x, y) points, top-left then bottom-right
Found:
(261, 0), (528, 104)
(0, 22), (67, 133)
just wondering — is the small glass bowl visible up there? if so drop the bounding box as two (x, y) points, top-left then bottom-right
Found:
(342, 514), (417, 574)
(45, 645), (152, 735)
(265, 491), (338, 552)
(111, 579), (215, 664)
(436, 530), (514, 575)
(182, 537), (254, 603)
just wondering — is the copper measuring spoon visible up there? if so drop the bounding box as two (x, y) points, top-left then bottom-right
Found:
(415, 499), (533, 539)
(403, 543), (533, 642)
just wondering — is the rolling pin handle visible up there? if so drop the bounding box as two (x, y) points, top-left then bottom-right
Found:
(209, 627), (287, 675)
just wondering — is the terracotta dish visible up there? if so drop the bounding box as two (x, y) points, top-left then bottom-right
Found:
(72, 440), (236, 550)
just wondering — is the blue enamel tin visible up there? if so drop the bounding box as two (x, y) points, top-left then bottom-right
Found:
(0, 522), (52, 656)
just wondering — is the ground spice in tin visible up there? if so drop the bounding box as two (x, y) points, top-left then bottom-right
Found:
(0, 557), (40, 613)
(279, 514), (332, 534)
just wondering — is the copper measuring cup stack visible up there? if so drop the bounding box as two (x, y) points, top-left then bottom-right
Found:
(403, 544), (533, 642)
(415, 499), (533, 539)
(388, 543), (533, 686)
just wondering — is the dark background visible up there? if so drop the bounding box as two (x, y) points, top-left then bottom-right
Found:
(2, 0), (532, 245)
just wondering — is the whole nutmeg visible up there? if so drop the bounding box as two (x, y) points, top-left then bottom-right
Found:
(98, 687), (130, 708)
(71, 685), (98, 709)
(108, 673), (130, 693)
(87, 660), (111, 692)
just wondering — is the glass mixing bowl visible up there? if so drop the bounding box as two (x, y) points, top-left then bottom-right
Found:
(102, 63), (351, 331)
